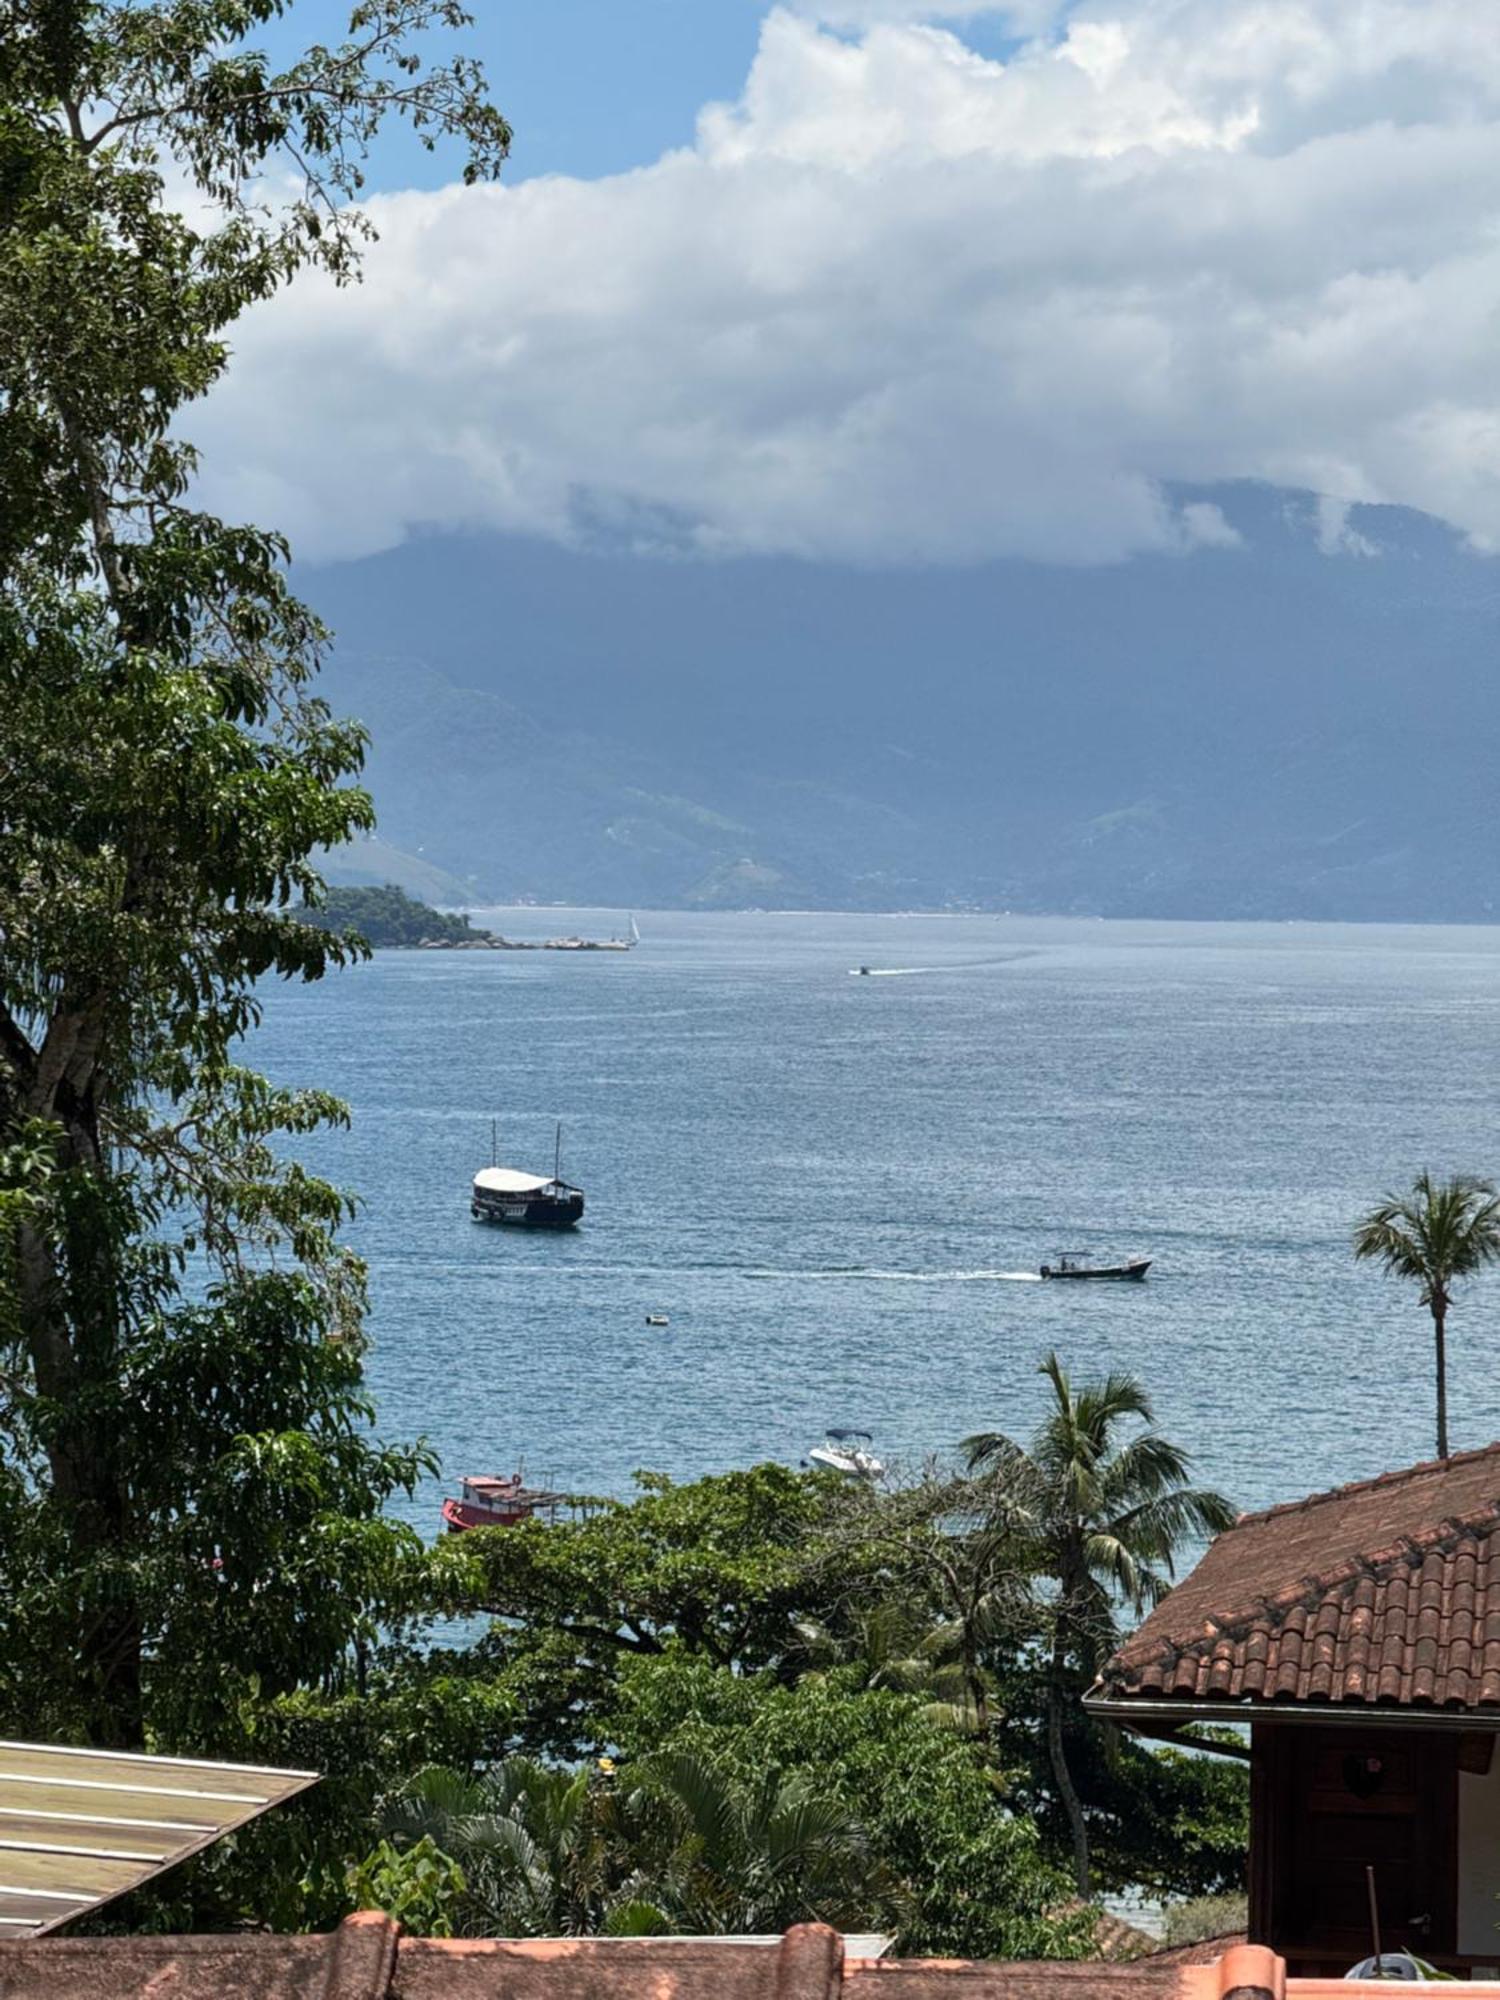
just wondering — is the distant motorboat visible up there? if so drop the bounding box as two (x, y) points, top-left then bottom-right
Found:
(645, 1313), (669, 1327)
(1039, 1253), (1151, 1281)
(807, 1429), (884, 1479)
(472, 1121), (584, 1229)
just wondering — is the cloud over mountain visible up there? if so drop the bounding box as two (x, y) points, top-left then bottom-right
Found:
(199, 0), (1500, 566)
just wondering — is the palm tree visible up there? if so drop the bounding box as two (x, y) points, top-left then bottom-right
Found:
(385, 1752), (890, 1938)
(792, 1598), (1000, 1736)
(964, 1353), (1234, 1899)
(387, 1758), (665, 1936)
(1354, 1172), (1500, 1461)
(644, 1750), (892, 1935)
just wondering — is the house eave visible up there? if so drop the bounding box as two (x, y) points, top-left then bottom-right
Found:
(1084, 1692), (1500, 1732)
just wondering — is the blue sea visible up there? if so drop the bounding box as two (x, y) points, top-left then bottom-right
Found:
(246, 910), (1500, 1537)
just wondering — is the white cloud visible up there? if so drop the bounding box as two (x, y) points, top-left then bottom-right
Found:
(199, 0), (1500, 566)
(1313, 496), (1378, 558)
(787, 0), (1053, 27)
(1179, 502), (1242, 550)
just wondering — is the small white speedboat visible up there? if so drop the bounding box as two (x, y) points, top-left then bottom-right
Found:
(807, 1429), (884, 1480)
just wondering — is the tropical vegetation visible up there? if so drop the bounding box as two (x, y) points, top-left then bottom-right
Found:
(1354, 1171), (1500, 1459)
(0, 0), (1245, 1956)
(303, 883), (489, 948)
(964, 1355), (1236, 1896)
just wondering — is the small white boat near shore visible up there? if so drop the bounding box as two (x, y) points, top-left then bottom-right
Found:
(807, 1429), (884, 1480)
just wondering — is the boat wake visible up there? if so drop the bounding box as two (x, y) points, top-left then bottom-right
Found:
(455, 1260), (1043, 1284)
(746, 1266), (1044, 1284)
(850, 954), (1035, 977)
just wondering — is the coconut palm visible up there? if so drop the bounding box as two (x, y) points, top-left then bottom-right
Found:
(1354, 1172), (1500, 1461)
(964, 1353), (1235, 1898)
(792, 1598), (1001, 1736)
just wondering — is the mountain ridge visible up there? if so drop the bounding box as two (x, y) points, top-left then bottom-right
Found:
(300, 485), (1500, 920)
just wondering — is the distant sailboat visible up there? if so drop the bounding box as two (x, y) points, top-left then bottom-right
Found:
(629, 914), (641, 945)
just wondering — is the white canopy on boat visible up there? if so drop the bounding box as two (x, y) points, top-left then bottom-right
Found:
(474, 1167), (555, 1195)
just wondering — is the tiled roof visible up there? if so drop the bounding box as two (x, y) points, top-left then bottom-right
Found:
(1095, 1442), (1500, 1711)
(0, 1919), (1350, 2000)
(1049, 1902), (1158, 1963)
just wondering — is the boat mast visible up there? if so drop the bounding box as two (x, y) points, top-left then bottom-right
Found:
(555, 1121), (562, 1184)
(491, 1117), (497, 1167)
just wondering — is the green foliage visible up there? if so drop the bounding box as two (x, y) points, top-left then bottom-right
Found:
(0, 0), (512, 1878)
(1354, 1171), (1500, 1458)
(377, 1745), (901, 1943)
(963, 1354), (1235, 1898)
(990, 1663), (1248, 1901)
(607, 1654), (1082, 1958)
(380, 1757), (666, 1938)
(303, 882), (485, 948)
(445, 1463), (858, 1751)
(348, 1838), (466, 1939)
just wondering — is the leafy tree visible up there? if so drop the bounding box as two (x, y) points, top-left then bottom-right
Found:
(965, 1355), (1234, 1898)
(607, 1653), (1083, 1958)
(0, 0), (506, 1755)
(1354, 1171), (1500, 1459)
(440, 1465), (864, 1752)
(792, 1598), (998, 1737)
(787, 1476), (1031, 1739)
(990, 1660), (1248, 1901)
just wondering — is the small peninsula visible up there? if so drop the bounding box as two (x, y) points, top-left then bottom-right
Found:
(303, 884), (638, 951)
(303, 883), (489, 948)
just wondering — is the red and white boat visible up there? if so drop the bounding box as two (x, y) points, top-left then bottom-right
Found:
(441, 1473), (570, 1533)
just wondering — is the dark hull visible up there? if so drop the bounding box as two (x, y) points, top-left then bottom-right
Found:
(472, 1192), (584, 1229)
(1040, 1260), (1150, 1281)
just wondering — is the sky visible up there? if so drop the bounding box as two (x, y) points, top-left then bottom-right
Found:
(196, 0), (1500, 569)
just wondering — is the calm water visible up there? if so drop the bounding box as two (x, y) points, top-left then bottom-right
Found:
(246, 911), (1500, 1536)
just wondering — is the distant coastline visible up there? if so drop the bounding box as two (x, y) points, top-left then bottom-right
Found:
(304, 884), (635, 951)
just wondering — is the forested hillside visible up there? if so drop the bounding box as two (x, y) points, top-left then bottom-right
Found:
(304, 491), (1500, 919)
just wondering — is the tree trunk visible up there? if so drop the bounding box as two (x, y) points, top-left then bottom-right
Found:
(10, 1033), (145, 1746)
(1433, 1295), (1450, 1460)
(1047, 1635), (1090, 1898)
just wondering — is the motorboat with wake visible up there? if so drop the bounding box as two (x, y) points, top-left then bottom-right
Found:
(807, 1429), (885, 1479)
(471, 1121), (584, 1229)
(1039, 1252), (1151, 1281)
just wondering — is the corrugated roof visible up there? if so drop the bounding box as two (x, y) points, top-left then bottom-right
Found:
(0, 1740), (316, 1936)
(1093, 1441), (1500, 1712)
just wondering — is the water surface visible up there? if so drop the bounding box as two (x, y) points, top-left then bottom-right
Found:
(247, 910), (1500, 1532)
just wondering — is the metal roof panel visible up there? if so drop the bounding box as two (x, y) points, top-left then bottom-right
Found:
(0, 1743), (317, 1936)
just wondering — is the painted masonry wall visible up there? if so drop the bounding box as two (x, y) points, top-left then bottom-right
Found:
(1458, 1759), (1500, 1961)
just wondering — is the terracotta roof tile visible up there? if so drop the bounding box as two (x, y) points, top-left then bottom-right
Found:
(1094, 1442), (1500, 1712)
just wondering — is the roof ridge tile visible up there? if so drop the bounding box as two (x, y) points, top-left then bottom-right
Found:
(1232, 1442), (1500, 1528)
